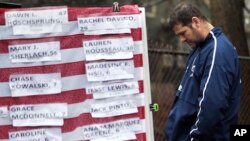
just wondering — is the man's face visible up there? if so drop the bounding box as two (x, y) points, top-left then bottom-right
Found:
(173, 23), (201, 48)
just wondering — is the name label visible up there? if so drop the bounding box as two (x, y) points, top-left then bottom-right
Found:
(5, 7), (68, 35)
(9, 103), (67, 127)
(91, 100), (138, 117)
(78, 14), (140, 35)
(9, 128), (62, 141)
(81, 118), (141, 140)
(86, 60), (134, 82)
(86, 81), (139, 99)
(9, 41), (61, 63)
(9, 73), (62, 97)
(83, 37), (134, 61)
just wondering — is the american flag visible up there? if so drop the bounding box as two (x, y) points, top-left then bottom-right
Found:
(0, 5), (148, 141)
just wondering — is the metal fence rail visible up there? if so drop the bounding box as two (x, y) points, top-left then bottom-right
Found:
(148, 41), (250, 141)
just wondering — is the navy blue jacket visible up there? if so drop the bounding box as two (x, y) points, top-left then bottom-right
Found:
(164, 27), (242, 141)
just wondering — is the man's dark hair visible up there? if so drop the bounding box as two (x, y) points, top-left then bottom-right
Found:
(168, 3), (208, 30)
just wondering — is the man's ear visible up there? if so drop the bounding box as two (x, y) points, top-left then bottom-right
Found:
(191, 17), (200, 29)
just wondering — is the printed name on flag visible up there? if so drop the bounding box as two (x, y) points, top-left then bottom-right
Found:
(86, 60), (135, 82)
(91, 99), (138, 117)
(77, 14), (140, 35)
(81, 118), (142, 140)
(9, 41), (61, 63)
(83, 37), (134, 61)
(5, 7), (68, 35)
(9, 128), (62, 141)
(86, 81), (139, 99)
(9, 103), (67, 126)
(9, 73), (62, 97)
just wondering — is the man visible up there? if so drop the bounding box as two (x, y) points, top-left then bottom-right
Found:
(164, 3), (242, 141)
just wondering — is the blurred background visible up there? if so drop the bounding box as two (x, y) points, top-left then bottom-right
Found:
(1, 0), (250, 141)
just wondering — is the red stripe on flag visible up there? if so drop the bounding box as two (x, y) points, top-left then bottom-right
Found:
(68, 5), (140, 21)
(134, 133), (147, 141)
(138, 80), (144, 93)
(62, 107), (145, 132)
(131, 28), (142, 41)
(0, 54), (142, 82)
(134, 54), (143, 67)
(0, 61), (85, 82)
(0, 89), (91, 106)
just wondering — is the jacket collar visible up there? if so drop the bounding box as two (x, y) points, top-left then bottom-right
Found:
(198, 27), (222, 48)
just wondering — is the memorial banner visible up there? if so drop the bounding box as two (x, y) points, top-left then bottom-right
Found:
(0, 5), (152, 141)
